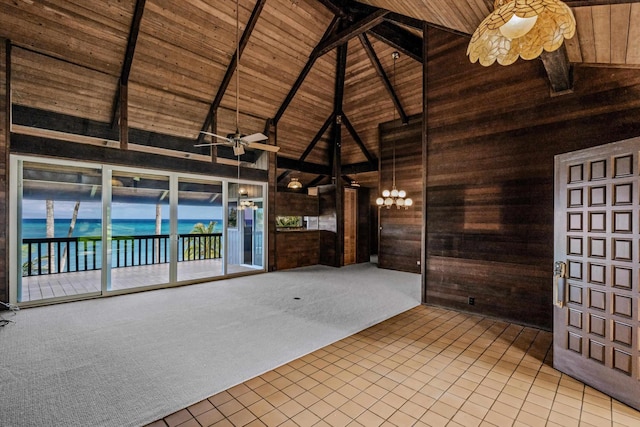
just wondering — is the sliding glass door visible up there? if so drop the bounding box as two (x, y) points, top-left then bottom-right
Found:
(11, 156), (267, 306)
(177, 177), (224, 282)
(17, 160), (103, 303)
(109, 170), (171, 291)
(228, 183), (264, 273)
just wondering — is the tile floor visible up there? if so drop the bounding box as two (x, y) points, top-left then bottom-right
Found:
(146, 305), (640, 427)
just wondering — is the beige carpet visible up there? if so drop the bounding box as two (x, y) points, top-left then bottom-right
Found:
(0, 263), (420, 427)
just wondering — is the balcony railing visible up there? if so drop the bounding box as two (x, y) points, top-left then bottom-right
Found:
(22, 233), (223, 276)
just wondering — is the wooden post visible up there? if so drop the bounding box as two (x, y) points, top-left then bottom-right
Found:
(119, 82), (128, 150)
(0, 39), (10, 304)
(267, 119), (277, 271)
(421, 22), (428, 304)
(333, 42), (347, 268)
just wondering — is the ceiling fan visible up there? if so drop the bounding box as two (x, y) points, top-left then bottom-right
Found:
(195, 130), (279, 156)
(196, 0), (280, 157)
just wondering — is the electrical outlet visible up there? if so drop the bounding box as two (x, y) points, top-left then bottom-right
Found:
(468, 297), (475, 305)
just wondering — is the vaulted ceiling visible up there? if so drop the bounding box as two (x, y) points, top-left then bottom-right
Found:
(2, 0), (639, 188)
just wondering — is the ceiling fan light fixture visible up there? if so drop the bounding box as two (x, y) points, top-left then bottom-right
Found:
(233, 144), (245, 156)
(467, 0), (576, 66)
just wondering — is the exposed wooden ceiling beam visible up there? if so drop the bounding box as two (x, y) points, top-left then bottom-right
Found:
(307, 175), (326, 187)
(274, 16), (340, 124)
(121, 0), (147, 86)
(277, 170), (291, 183)
(315, 0), (348, 17)
(386, 12), (471, 39)
(369, 21), (423, 63)
(384, 12), (422, 30)
(342, 161), (377, 174)
(278, 157), (331, 175)
(314, 1), (423, 64)
(359, 33), (408, 124)
(342, 113), (377, 166)
(277, 157), (377, 175)
(540, 46), (573, 94)
(300, 113), (334, 162)
(340, 175), (352, 185)
(197, 0), (267, 144)
(111, 0), (147, 127)
(314, 9), (389, 57)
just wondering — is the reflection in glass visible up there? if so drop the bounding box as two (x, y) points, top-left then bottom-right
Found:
(109, 171), (170, 291)
(177, 178), (224, 282)
(228, 183), (264, 272)
(19, 161), (103, 302)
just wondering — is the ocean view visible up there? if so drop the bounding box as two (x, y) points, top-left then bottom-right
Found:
(22, 218), (223, 239)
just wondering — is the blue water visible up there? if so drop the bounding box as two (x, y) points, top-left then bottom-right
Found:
(21, 219), (225, 275)
(22, 218), (223, 239)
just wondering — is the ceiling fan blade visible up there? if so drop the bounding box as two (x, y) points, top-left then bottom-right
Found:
(246, 141), (281, 153)
(241, 132), (268, 143)
(194, 142), (228, 147)
(199, 131), (231, 142)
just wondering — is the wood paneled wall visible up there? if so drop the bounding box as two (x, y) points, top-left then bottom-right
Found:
(275, 192), (319, 217)
(357, 187), (371, 263)
(0, 40), (8, 305)
(424, 29), (640, 330)
(318, 184), (338, 267)
(378, 118), (422, 274)
(274, 189), (319, 271)
(275, 231), (320, 270)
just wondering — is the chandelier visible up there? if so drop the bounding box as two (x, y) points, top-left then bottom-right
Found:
(467, 0), (576, 66)
(239, 199), (258, 210)
(376, 52), (412, 210)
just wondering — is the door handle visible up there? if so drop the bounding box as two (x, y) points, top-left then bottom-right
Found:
(553, 261), (566, 308)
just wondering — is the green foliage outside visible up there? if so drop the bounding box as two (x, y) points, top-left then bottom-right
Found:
(276, 216), (303, 228)
(183, 221), (220, 260)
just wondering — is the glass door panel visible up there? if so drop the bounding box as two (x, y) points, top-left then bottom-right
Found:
(109, 171), (170, 291)
(228, 183), (264, 273)
(19, 161), (103, 302)
(177, 177), (224, 282)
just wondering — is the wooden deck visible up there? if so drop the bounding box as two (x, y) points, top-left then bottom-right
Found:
(19, 259), (261, 303)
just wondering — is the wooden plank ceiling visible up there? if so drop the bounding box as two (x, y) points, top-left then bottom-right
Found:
(360, 0), (640, 67)
(1, 0), (639, 188)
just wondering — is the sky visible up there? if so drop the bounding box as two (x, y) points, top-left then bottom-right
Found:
(22, 200), (223, 220)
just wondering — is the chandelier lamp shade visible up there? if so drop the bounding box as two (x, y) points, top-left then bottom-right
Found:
(467, 0), (576, 66)
(287, 177), (303, 189)
(376, 186), (413, 209)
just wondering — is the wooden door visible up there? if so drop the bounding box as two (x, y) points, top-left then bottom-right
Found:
(554, 138), (640, 410)
(344, 188), (357, 265)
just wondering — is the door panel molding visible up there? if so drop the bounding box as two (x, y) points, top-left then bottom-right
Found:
(554, 137), (640, 410)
